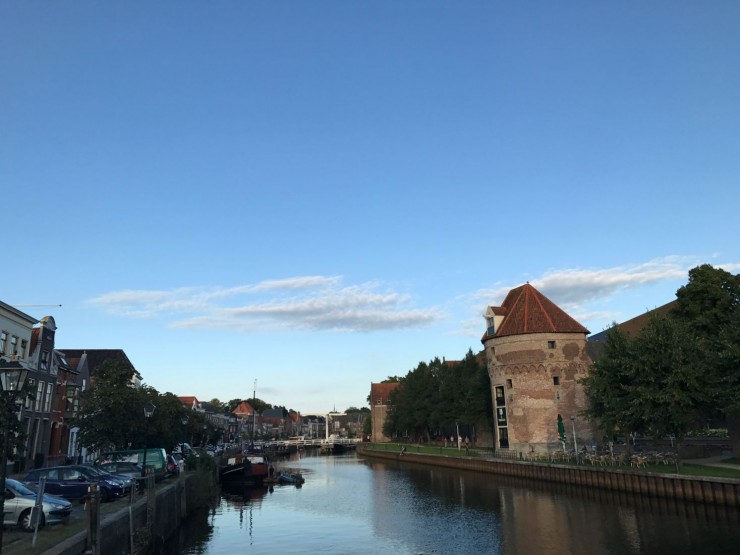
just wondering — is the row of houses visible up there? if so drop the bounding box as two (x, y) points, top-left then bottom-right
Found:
(177, 396), (367, 442)
(371, 283), (675, 454)
(0, 300), (144, 472)
(0, 300), (367, 475)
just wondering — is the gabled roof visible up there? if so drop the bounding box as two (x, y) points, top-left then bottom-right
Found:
(178, 396), (199, 409)
(484, 283), (589, 339)
(59, 349), (140, 379)
(233, 401), (255, 417)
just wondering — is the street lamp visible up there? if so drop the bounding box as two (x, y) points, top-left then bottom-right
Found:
(570, 415), (578, 462)
(0, 358), (30, 552)
(141, 401), (156, 478)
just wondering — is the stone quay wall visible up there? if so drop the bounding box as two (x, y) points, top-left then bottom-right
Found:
(358, 445), (740, 507)
(44, 474), (199, 555)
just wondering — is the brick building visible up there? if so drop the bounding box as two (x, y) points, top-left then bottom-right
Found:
(482, 283), (594, 454)
(370, 382), (399, 443)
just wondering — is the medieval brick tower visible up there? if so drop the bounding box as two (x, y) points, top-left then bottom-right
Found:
(482, 283), (594, 454)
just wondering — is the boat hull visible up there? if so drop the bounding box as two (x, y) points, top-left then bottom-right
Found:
(220, 454), (270, 485)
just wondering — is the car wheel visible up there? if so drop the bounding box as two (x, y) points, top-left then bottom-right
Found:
(99, 487), (110, 502)
(19, 508), (44, 532)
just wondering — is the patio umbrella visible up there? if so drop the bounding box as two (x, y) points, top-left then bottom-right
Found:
(557, 414), (566, 451)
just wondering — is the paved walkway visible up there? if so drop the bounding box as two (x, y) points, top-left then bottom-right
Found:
(683, 455), (740, 470)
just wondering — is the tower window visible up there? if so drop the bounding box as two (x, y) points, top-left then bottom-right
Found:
(547, 341), (556, 349)
(553, 376), (560, 386)
(506, 379), (512, 389)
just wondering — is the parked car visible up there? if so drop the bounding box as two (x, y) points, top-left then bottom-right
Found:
(98, 461), (144, 480)
(3, 478), (73, 531)
(23, 465), (124, 502)
(165, 454), (180, 478)
(98, 448), (169, 481)
(170, 452), (184, 472)
(81, 464), (133, 494)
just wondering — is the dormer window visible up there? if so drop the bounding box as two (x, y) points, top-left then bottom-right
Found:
(40, 350), (50, 371)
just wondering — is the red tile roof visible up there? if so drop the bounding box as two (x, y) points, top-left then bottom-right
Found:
(486, 283), (589, 339)
(370, 382), (399, 405)
(178, 396), (199, 409)
(232, 401), (255, 416)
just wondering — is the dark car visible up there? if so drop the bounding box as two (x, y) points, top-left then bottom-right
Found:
(81, 464), (134, 495)
(23, 465), (124, 502)
(98, 461), (144, 480)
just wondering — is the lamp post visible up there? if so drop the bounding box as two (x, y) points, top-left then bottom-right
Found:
(570, 415), (578, 463)
(0, 358), (29, 552)
(141, 401), (156, 478)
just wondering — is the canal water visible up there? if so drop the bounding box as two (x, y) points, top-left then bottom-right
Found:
(165, 450), (740, 554)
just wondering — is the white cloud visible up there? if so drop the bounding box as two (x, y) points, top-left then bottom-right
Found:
(467, 256), (740, 338)
(475, 256), (699, 308)
(88, 277), (445, 333)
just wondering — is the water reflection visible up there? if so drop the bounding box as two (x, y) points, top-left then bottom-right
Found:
(367, 458), (740, 555)
(165, 452), (740, 555)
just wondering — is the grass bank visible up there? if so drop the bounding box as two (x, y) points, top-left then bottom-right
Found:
(364, 442), (740, 480)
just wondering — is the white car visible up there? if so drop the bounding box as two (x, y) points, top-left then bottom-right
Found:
(3, 478), (73, 531)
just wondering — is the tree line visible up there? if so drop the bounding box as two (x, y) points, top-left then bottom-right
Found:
(382, 349), (492, 443)
(582, 264), (740, 453)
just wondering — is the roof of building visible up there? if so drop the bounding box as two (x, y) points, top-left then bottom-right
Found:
(591, 300), (677, 342)
(587, 300), (677, 358)
(58, 349), (140, 379)
(483, 283), (589, 340)
(370, 382), (399, 405)
(233, 401), (255, 416)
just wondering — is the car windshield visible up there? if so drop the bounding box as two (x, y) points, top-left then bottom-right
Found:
(6, 478), (36, 496)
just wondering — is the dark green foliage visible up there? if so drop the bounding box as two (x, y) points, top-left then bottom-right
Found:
(582, 324), (638, 437)
(583, 264), (740, 448)
(672, 264), (740, 413)
(383, 349), (491, 442)
(74, 359), (199, 453)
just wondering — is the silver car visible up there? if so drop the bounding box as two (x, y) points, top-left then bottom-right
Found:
(3, 478), (73, 531)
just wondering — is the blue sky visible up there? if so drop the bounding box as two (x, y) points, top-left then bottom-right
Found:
(2, 2), (739, 413)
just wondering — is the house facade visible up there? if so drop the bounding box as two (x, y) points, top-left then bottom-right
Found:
(482, 283), (594, 454)
(0, 301), (37, 473)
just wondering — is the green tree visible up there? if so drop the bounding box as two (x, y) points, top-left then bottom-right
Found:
(672, 264), (740, 454)
(671, 264), (740, 413)
(383, 352), (491, 443)
(581, 324), (635, 439)
(75, 359), (200, 454)
(584, 313), (707, 469)
(75, 358), (145, 451)
(629, 315), (705, 447)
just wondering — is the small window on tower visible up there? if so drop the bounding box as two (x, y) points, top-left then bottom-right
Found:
(553, 376), (560, 386)
(506, 379), (512, 389)
(548, 341), (556, 349)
